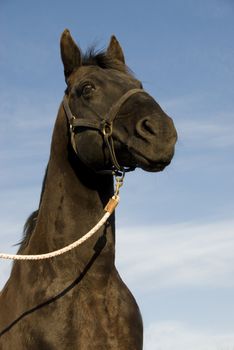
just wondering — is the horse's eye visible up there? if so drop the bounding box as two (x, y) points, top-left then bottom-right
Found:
(82, 84), (95, 98)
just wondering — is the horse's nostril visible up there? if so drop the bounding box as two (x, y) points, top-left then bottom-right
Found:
(142, 119), (155, 135)
(136, 117), (157, 139)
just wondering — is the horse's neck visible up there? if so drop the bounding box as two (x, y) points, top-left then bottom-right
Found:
(24, 105), (115, 272)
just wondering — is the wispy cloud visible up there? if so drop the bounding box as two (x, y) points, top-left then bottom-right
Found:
(0, 91), (56, 132)
(160, 92), (234, 151)
(116, 220), (234, 291)
(144, 321), (234, 350)
(0, 91), (54, 192)
(177, 118), (234, 149)
(1, 218), (234, 291)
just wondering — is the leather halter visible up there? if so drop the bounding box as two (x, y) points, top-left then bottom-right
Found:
(63, 88), (147, 175)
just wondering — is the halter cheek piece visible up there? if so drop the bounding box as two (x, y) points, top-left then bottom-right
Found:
(63, 88), (147, 175)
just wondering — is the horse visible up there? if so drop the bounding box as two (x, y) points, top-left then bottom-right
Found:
(0, 29), (177, 349)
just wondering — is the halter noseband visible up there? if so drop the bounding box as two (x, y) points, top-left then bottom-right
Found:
(63, 88), (147, 175)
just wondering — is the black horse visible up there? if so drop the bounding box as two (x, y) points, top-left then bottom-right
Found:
(0, 30), (177, 349)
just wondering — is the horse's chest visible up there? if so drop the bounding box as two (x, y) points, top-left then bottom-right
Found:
(0, 276), (142, 349)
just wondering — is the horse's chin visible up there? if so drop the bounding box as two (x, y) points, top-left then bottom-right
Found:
(131, 150), (171, 172)
(140, 162), (170, 172)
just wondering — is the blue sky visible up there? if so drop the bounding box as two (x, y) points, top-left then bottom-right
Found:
(0, 0), (234, 348)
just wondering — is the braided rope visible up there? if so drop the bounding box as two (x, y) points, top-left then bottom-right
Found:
(0, 195), (119, 261)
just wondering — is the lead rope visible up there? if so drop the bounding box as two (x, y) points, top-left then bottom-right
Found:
(0, 174), (124, 261)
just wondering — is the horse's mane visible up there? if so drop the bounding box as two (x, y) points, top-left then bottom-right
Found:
(82, 47), (131, 74)
(17, 210), (39, 251)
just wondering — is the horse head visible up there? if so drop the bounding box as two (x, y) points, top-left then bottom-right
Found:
(60, 30), (177, 174)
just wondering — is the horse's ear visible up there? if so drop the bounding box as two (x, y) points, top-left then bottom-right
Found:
(60, 29), (81, 82)
(107, 35), (125, 64)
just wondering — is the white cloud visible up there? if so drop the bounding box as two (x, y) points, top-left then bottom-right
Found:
(161, 93), (234, 150)
(116, 220), (234, 291)
(177, 118), (234, 149)
(144, 321), (234, 350)
(1, 220), (234, 290)
(162, 94), (199, 113)
(0, 92), (55, 167)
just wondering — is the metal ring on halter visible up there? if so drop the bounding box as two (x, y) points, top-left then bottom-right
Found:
(102, 121), (113, 136)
